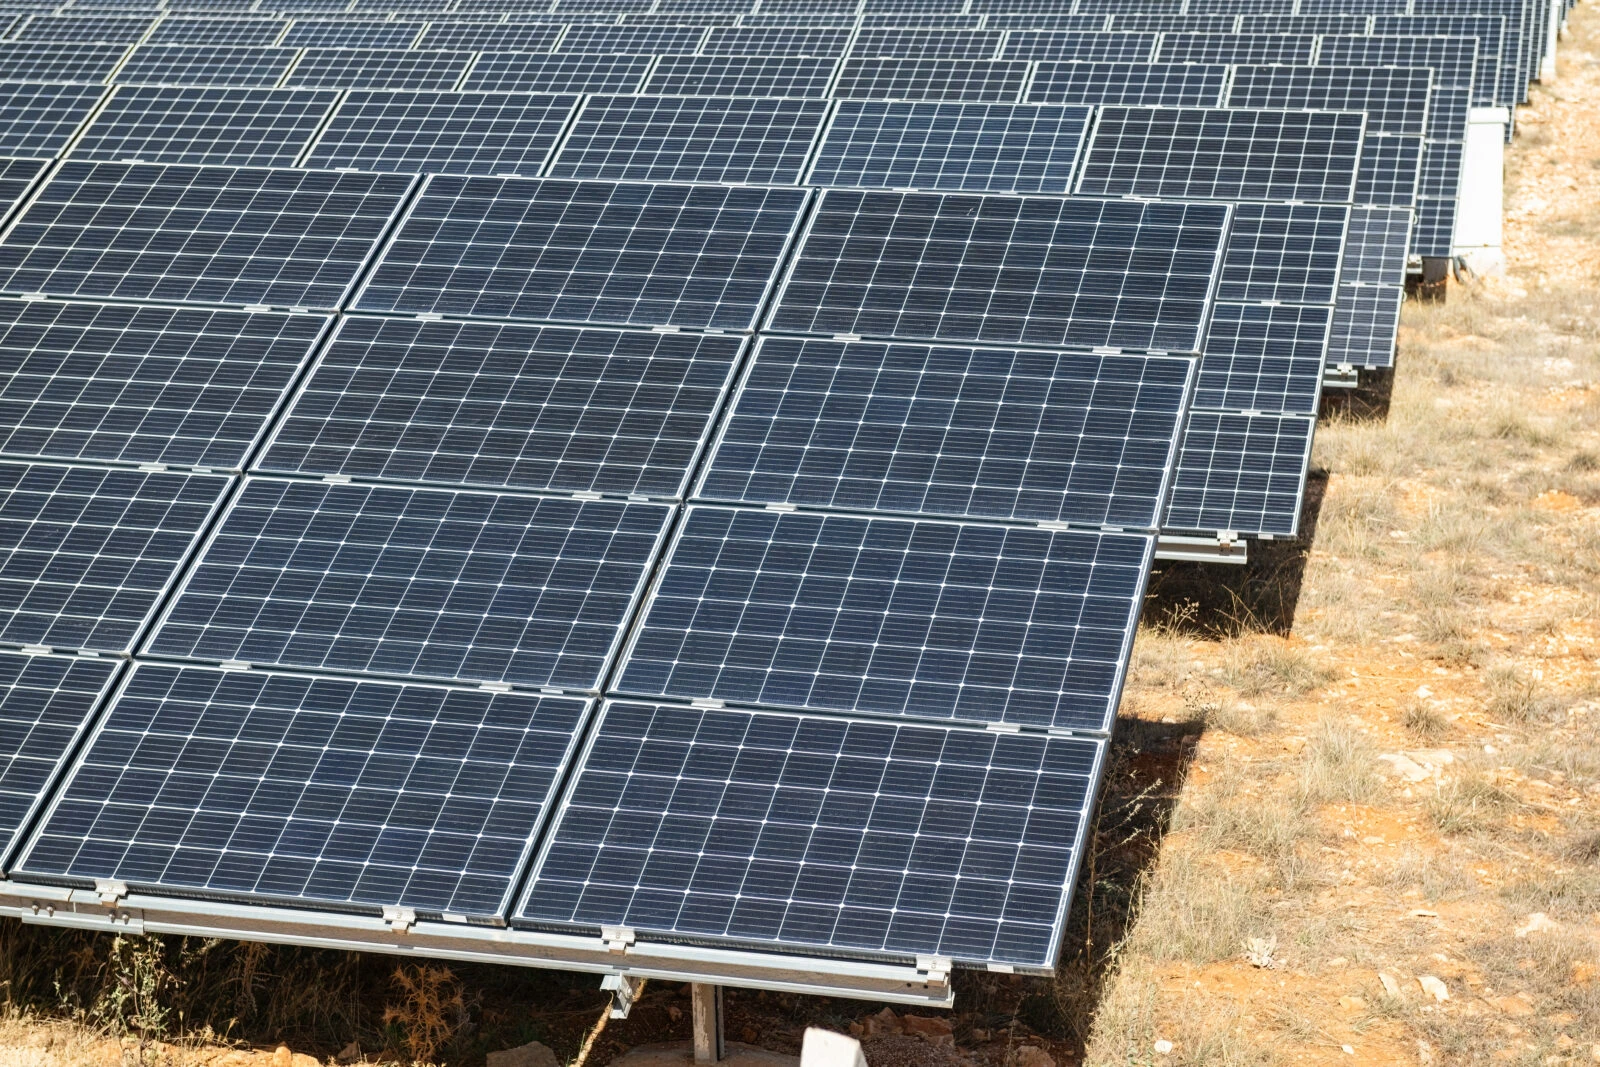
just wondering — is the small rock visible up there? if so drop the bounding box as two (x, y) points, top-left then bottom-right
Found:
(1378, 972), (1401, 997)
(1418, 976), (1450, 1002)
(1013, 1047), (1055, 1067)
(668, 1005), (682, 1022)
(860, 1007), (901, 1037)
(1418, 1039), (1436, 1065)
(273, 1046), (293, 1067)
(1154, 1039), (1174, 1054)
(1590, 1043), (1600, 1062)
(1337, 995), (1366, 1012)
(741, 1027), (759, 1044)
(1378, 753), (1431, 782)
(847, 1022), (863, 1037)
(900, 1014), (953, 1045)
(1516, 912), (1558, 937)
(1243, 936), (1279, 968)
(336, 1041), (361, 1064)
(972, 1029), (990, 1042)
(485, 1039), (559, 1067)
(1342, 1046), (1355, 1055)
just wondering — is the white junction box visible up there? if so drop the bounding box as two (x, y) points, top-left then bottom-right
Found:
(1453, 107), (1509, 275)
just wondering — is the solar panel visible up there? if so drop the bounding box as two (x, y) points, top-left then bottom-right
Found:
(146, 480), (672, 690)
(0, 82), (105, 157)
(280, 19), (427, 48)
(1423, 86), (1470, 143)
(644, 54), (838, 97)
(257, 316), (744, 498)
(0, 157), (49, 223)
(113, 45), (300, 88)
(832, 58), (1030, 103)
(999, 31), (1157, 62)
(612, 506), (1155, 732)
(1195, 302), (1330, 416)
(1317, 35), (1479, 92)
(1025, 62), (1227, 106)
(558, 24), (708, 52)
(0, 651), (119, 870)
(1153, 32), (1315, 64)
(557, 0), (653, 11)
(701, 26), (853, 55)
(255, 0), (355, 12)
(143, 17), (292, 45)
(1411, 197), (1456, 258)
(0, 44), (131, 84)
(767, 190), (1230, 353)
(1106, 13), (1237, 31)
(415, 22), (564, 49)
(1163, 411), (1313, 536)
(859, 12), (985, 28)
(848, 29), (1004, 59)
(1355, 132), (1423, 208)
(756, 0), (857, 11)
(15, 663), (590, 917)
(547, 95), (830, 185)
(981, 13), (1105, 30)
(1327, 284), (1400, 368)
(70, 86), (339, 167)
(659, 0), (754, 13)
(0, 162), (415, 312)
(303, 90), (579, 177)
(1340, 207), (1412, 286)
(1227, 65), (1432, 137)
(737, 13), (859, 27)
(618, 12), (746, 25)
(518, 700), (1107, 969)
(1076, 107), (1363, 204)
(285, 49), (475, 91)
(1217, 203), (1348, 306)
(1375, 14), (1505, 105)
(1187, 0), (1293, 11)
(463, 53), (653, 93)
(695, 338), (1196, 528)
(1299, 0), (1403, 11)
(355, 177), (810, 331)
(806, 101), (1093, 194)
(0, 461), (230, 653)
(11, 14), (154, 42)
(352, 0), (452, 9)
(866, 0), (966, 12)
(1238, 13), (1368, 32)
(0, 298), (331, 469)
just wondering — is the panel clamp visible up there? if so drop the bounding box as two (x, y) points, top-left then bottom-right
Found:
(690, 698), (725, 710)
(242, 304), (272, 313)
(479, 681), (513, 693)
(916, 955), (952, 986)
(138, 462), (167, 473)
(20, 644), (51, 655)
(763, 502), (796, 512)
(601, 925), (636, 953)
(571, 491), (604, 501)
(651, 325), (680, 333)
(94, 880), (129, 906)
(415, 313), (444, 322)
(382, 906), (417, 933)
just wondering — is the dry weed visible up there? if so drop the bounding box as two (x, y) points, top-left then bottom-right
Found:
(383, 964), (465, 1066)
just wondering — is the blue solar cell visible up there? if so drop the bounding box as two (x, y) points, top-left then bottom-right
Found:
(1195, 303), (1331, 416)
(70, 86), (340, 167)
(0, 162), (415, 312)
(613, 506), (1155, 733)
(12, 14), (154, 42)
(701, 25), (852, 55)
(806, 101), (1092, 194)
(1025, 62), (1227, 106)
(143, 18), (291, 45)
(0, 297), (331, 468)
(695, 338), (1195, 529)
(280, 20), (427, 48)
(832, 58), (1030, 103)
(1163, 412), (1314, 537)
(147, 480), (673, 690)
(463, 52), (652, 93)
(1227, 65), (1432, 137)
(257, 316), (744, 498)
(0, 651), (119, 871)
(417, 22), (564, 49)
(0, 44), (132, 83)
(0, 82), (106, 158)
(1217, 203), (1349, 306)
(15, 663), (589, 918)
(518, 700), (1107, 968)
(999, 31), (1156, 62)
(0, 461), (230, 653)
(0, 158), (47, 222)
(558, 24), (708, 52)
(848, 28), (1004, 60)
(355, 177), (810, 332)
(285, 49), (475, 91)
(114, 45), (300, 88)
(644, 54), (837, 97)
(1154, 32), (1315, 64)
(1356, 133), (1424, 208)
(767, 190), (1229, 354)
(1327, 284), (1401, 369)
(1341, 207), (1412, 287)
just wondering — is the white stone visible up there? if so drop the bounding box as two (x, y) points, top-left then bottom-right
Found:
(800, 1029), (866, 1067)
(1418, 976), (1450, 1002)
(486, 1040), (558, 1067)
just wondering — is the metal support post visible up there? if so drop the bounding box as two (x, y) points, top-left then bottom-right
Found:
(692, 982), (724, 1064)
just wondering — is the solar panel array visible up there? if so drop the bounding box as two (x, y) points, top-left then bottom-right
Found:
(0, 0), (1546, 1002)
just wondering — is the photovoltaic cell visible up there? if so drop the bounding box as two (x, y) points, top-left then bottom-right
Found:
(0, 298), (330, 469)
(1238, 13), (1368, 32)
(1227, 65), (1432, 137)
(303, 90), (580, 177)
(518, 701), (1107, 968)
(1195, 302), (1330, 416)
(12, 14), (154, 42)
(1000, 31), (1157, 62)
(355, 177), (809, 332)
(256, 316), (744, 499)
(547, 95), (830, 185)
(806, 101), (1093, 194)
(0, 82), (104, 161)
(614, 506), (1154, 733)
(1374, 14), (1504, 104)
(701, 25), (852, 55)
(279, 20), (426, 48)
(1024, 62), (1227, 107)
(981, 13), (1104, 30)
(1217, 203), (1348, 306)
(1340, 207), (1412, 286)
(149, 480), (669, 690)
(859, 13), (985, 28)
(0, 158), (48, 222)
(285, 50), (475, 91)
(1317, 34), (1479, 92)
(737, 14), (858, 27)
(0, 162), (414, 312)
(0, 651), (119, 870)
(831, 58), (1029, 103)
(558, 24), (708, 52)
(1153, 32), (1315, 64)
(1076, 107), (1363, 204)
(113, 45), (300, 88)
(70, 86), (340, 167)
(1327, 284), (1401, 368)
(0, 461), (230, 653)
(15, 664), (589, 918)
(0, 44), (132, 84)
(1163, 412), (1313, 537)
(767, 190), (1229, 354)
(643, 55), (838, 98)
(1355, 133), (1423, 208)
(143, 17), (291, 45)
(848, 28), (1003, 59)
(619, 12), (748, 26)
(463, 53), (653, 93)
(416, 21), (564, 50)
(1412, 197), (1455, 257)
(695, 338), (1195, 529)
(1107, 13), (1237, 31)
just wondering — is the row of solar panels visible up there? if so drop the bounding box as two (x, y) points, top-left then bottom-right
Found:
(0, 0), (1554, 1001)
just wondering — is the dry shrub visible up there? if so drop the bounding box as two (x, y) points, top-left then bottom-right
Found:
(1401, 701), (1452, 740)
(1427, 770), (1520, 835)
(384, 964), (465, 1065)
(1298, 718), (1379, 805)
